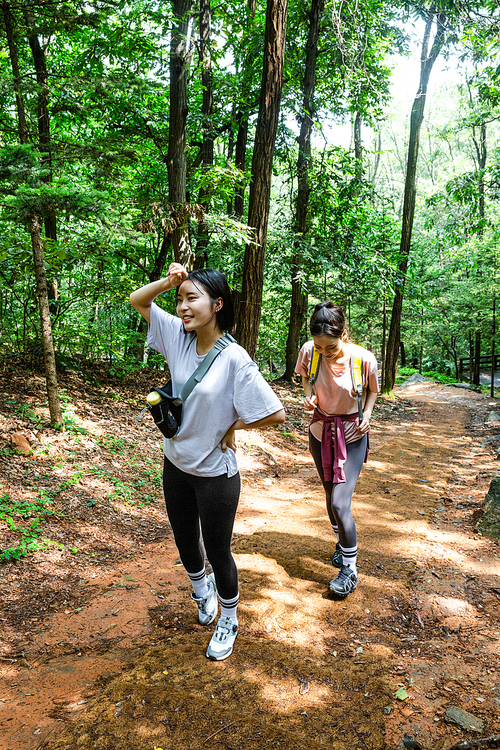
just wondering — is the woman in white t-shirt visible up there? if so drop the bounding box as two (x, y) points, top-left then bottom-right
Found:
(295, 302), (379, 599)
(130, 263), (285, 660)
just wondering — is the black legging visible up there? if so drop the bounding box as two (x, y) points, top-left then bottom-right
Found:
(309, 431), (367, 550)
(162, 457), (241, 600)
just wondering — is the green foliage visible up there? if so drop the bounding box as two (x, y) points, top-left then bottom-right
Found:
(58, 390), (87, 434)
(0, 490), (58, 562)
(2, 182), (109, 222)
(0, 0), (499, 381)
(96, 434), (126, 454)
(397, 366), (457, 384)
(13, 402), (42, 427)
(0, 143), (47, 185)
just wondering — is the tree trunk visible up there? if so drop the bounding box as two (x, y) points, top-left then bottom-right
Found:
(3, 0), (62, 425)
(2, 0), (28, 144)
(478, 122), (486, 220)
(354, 111), (362, 165)
(167, 0), (194, 267)
(284, 270), (307, 380)
(383, 12), (446, 393)
(150, 234), (171, 282)
(419, 304), (424, 373)
(451, 336), (459, 380)
(469, 332), (473, 384)
(195, 0), (213, 263)
(23, 3), (57, 243)
(370, 130), (382, 184)
(226, 118), (235, 215)
(473, 329), (481, 386)
(236, 0), (288, 357)
(283, 0), (324, 381)
(491, 295), (496, 397)
(29, 215), (63, 425)
(23, 1), (58, 319)
(233, 0), (257, 220)
(468, 76), (487, 223)
(381, 294), (386, 388)
(234, 116), (249, 220)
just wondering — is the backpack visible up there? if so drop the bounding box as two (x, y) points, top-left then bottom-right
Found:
(309, 343), (364, 420)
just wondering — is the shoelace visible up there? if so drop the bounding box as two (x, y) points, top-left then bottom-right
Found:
(337, 566), (355, 582)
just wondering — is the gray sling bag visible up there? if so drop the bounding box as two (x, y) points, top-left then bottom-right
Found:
(139, 334), (236, 438)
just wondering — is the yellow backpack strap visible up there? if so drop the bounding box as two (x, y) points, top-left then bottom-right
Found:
(309, 345), (322, 386)
(350, 346), (364, 420)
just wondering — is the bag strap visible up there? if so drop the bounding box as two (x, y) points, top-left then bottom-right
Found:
(350, 345), (364, 420)
(174, 333), (236, 405)
(309, 345), (322, 386)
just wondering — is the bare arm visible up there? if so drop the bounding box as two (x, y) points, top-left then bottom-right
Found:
(302, 374), (376, 435)
(221, 408), (286, 452)
(357, 388), (377, 435)
(129, 263), (188, 324)
(301, 375), (317, 412)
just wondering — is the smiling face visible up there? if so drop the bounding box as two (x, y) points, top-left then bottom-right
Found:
(312, 333), (347, 363)
(176, 279), (222, 334)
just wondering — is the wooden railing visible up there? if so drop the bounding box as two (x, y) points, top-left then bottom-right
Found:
(459, 354), (500, 378)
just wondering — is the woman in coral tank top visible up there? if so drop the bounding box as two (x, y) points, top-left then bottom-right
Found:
(295, 302), (379, 598)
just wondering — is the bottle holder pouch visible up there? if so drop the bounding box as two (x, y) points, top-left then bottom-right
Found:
(139, 333), (236, 439)
(149, 382), (183, 439)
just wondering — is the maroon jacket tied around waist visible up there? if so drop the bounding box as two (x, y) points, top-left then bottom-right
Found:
(310, 410), (369, 484)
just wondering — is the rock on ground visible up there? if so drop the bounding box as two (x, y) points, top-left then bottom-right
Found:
(477, 475), (500, 540)
(444, 705), (485, 733)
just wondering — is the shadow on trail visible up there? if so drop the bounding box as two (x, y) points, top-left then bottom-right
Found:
(47, 558), (392, 750)
(46, 521), (429, 750)
(234, 528), (409, 587)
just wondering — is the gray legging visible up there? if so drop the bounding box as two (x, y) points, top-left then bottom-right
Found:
(309, 431), (367, 550)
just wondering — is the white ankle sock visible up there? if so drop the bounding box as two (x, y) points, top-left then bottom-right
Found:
(188, 568), (209, 598)
(219, 593), (239, 623)
(340, 544), (357, 572)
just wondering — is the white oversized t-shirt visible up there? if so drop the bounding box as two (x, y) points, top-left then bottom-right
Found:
(147, 302), (283, 477)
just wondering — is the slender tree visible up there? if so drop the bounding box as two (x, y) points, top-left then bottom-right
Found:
(1, 0), (62, 424)
(233, 0), (257, 220)
(383, 10), (446, 392)
(283, 0), (325, 381)
(1, 0), (27, 144)
(29, 214), (63, 423)
(194, 0), (214, 266)
(23, 2), (57, 243)
(236, 0), (288, 357)
(168, 0), (195, 267)
(491, 294), (496, 397)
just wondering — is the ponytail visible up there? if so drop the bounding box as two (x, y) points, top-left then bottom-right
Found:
(310, 302), (346, 339)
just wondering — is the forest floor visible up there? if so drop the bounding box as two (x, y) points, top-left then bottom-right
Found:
(0, 363), (499, 750)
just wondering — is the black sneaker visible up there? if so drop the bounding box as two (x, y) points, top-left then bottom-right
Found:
(331, 542), (342, 568)
(329, 565), (358, 598)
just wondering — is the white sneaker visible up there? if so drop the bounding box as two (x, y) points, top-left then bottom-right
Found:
(191, 573), (218, 625)
(206, 616), (238, 661)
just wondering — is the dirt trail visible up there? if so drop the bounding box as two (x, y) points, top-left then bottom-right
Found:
(1, 381), (499, 750)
